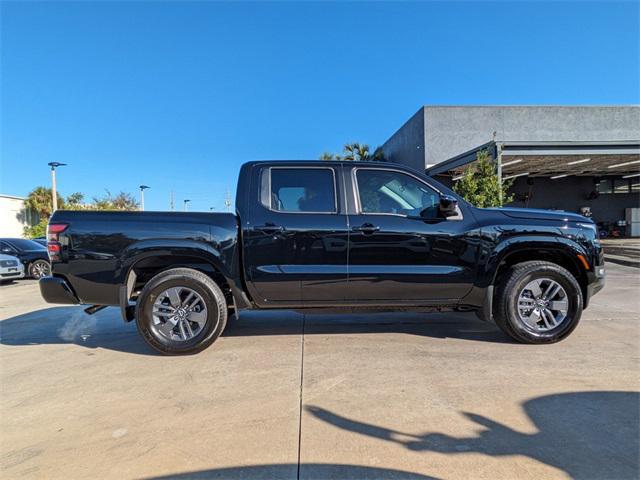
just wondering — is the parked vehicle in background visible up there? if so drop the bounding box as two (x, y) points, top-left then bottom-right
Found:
(0, 238), (50, 279)
(0, 254), (25, 283)
(32, 237), (48, 247)
(40, 160), (605, 355)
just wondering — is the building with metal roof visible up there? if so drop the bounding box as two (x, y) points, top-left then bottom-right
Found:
(382, 106), (640, 236)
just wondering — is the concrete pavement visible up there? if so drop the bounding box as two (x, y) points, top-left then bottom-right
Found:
(0, 265), (638, 479)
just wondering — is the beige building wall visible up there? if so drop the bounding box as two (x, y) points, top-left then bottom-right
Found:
(0, 194), (37, 237)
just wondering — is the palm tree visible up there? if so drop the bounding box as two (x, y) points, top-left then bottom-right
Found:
(320, 152), (341, 161)
(320, 142), (386, 162)
(343, 143), (370, 161)
(24, 186), (64, 219)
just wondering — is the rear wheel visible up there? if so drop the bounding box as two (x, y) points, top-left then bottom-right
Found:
(29, 260), (50, 279)
(494, 261), (583, 344)
(135, 268), (227, 355)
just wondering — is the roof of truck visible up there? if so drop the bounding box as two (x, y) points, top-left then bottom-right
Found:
(242, 159), (416, 169)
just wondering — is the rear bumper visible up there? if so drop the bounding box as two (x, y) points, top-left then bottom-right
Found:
(39, 276), (80, 304)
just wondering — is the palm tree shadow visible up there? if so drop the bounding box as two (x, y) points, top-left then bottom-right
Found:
(307, 391), (640, 479)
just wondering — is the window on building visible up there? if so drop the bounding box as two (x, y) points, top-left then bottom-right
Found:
(597, 179), (613, 194)
(355, 169), (440, 218)
(597, 178), (634, 194)
(265, 168), (336, 213)
(614, 179), (630, 194)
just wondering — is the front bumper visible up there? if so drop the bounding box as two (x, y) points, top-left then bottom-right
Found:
(39, 276), (80, 304)
(584, 265), (605, 309)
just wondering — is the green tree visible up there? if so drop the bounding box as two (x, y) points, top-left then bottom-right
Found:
(343, 143), (370, 161)
(319, 152), (341, 160)
(24, 186), (65, 220)
(91, 191), (139, 211)
(371, 146), (386, 161)
(24, 218), (48, 239)
(320, 142), (386, 162)
(453, 149), (514, 207)
(66, 192), (85, 208)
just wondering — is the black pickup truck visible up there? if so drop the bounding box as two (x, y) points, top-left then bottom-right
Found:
(40, 160), (605, 355)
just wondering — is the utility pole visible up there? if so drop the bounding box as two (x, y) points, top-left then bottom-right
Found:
(183, 199), (191, 211)
(170, 191), (174, 211)
(224, 189), (232, 212)
(47, 162), (67, 212)
(139, 185), (150, 211)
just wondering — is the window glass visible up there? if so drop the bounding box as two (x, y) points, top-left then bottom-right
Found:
(5, 239), (45, 251)
(268, 168), (336, 213)
(0, 241), (15, 253)
(614, 179), (630, 194)
(356, 169), (440, 218)
(597, 179), (613, 194)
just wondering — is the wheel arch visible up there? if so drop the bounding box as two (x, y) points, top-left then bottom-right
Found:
(117, 241), (247, 321)
(492, 243), (589, 307)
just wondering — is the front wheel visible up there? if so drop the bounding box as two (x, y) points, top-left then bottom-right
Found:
(135, 268), (228, 355)
(494, 261), (583, 344)
(29, 260), (50, 279)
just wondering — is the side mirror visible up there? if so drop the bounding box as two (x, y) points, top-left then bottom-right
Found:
(438, 194), (459, 218)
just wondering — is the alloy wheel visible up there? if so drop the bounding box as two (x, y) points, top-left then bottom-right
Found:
(30, 260), (50, 279)
(517, 278), (569, 331)
(151, 286), (208, 341)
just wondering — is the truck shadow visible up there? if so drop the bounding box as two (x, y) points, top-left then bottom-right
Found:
(0, 307), (509, 356)
(147, 464), (437, 479)
(0, 306), (156, 355)
(304, 391), (639, 480)
(225, 310), (511, 344)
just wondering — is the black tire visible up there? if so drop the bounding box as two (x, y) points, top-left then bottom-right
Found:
(135, 268), (228, 355)
(494, 261), (583, 344)
(29, 259), (50, 279)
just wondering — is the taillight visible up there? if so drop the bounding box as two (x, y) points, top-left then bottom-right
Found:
(47, 223), (68, 261)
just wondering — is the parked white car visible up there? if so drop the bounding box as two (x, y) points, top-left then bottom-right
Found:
(0, 254), (25, 282)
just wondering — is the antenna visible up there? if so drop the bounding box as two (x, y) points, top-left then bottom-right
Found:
(170, 191), (174, 211)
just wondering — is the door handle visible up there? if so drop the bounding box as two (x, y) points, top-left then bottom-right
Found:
(254, 223), (285, 234)
(352, 223), (380, 234)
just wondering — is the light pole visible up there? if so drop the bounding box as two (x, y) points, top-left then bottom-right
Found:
(47, 162), (67, 212)
(139, 185), (150, 211)
(183, 199), (191, 211)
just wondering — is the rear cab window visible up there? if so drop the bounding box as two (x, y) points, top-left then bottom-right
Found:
(260, 167), (337, 214)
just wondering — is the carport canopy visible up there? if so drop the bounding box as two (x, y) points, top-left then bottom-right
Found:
(428, 140), (640, 182)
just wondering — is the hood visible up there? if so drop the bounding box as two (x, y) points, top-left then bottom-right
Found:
(485, 207), (589, 223)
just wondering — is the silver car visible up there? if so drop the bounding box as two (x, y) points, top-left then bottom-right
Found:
(0, 254), (25, 282)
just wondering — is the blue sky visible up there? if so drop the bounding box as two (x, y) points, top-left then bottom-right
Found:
(1, 1), (638, 212)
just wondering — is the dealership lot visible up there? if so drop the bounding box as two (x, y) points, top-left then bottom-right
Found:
(0, 265), (638, 479)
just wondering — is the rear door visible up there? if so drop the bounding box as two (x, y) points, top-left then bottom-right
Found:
(345, 167), (478, 304)
(242, 164), (349, 306)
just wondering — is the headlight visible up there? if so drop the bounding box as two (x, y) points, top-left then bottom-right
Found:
(577, 222), (597, 233)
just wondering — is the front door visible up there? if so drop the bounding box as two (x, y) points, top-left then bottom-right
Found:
(346, 167), (478, 304)
(243, 165), (349, 306)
